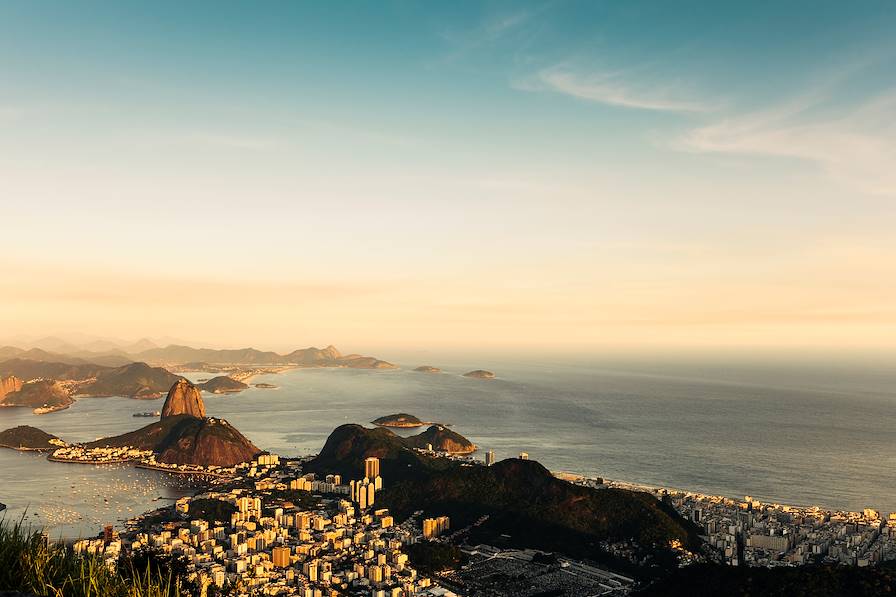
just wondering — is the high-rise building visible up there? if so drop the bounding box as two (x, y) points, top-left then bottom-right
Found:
(422, 516), (450, 538)
(364, 457), (380, 480)
(368, 564), (383, 583)
(359, 485), (368, 509)
(272, 546), (291, 568)
(485, 450), (495, 466)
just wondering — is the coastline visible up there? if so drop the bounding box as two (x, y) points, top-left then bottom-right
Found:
(134, 462), (232, 478)
(0, 444), (55, 452)
(552, 469), (886, 517)
(47, 455), (140, 465)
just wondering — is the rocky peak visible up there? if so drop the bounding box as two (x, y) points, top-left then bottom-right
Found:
(0, 375), (23, 399)
(321, 345), (341, 360)
(161, 379), (206, 419)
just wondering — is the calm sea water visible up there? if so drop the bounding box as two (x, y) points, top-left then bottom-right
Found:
(2, 355), (895, 537)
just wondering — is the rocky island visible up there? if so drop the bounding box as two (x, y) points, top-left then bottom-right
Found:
(0, 425), (66, 451)
(85, 380), (260, 468)
(463, 369), (495, 379)
(0, 379), (73, 413)
(197, 375), (248, 394)
(371, 413), (429, 428)
(160, 379), (206, 418)
(413, 365), (441, 373)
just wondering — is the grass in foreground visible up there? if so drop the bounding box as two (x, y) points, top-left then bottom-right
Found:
(0, 518), (186, 597)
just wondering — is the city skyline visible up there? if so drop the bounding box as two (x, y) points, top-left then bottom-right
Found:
(2, 1), (895, 352)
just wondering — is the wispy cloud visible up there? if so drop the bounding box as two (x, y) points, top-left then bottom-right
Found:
(436, 8), (537, 64)
(678, 87), (896, 195)
(525, 67), (712, 112)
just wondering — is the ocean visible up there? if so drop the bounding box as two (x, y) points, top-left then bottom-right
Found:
(1, 355), (895, 538)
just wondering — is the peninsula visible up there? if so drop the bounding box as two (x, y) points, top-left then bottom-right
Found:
(0, 425), (66, 451)
(0, 379), (73, 413)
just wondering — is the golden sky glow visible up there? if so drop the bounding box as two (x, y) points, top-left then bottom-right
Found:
(2, 3), (895, 354)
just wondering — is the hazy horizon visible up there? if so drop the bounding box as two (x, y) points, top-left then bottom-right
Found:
(2, 2), (895, 354)
(5, 331), (896, 369)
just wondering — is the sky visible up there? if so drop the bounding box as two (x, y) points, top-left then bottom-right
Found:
(1, 1), (895, 355)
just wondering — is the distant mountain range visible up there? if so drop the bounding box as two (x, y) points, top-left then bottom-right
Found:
(128, 344), (395, 368)
(79, 362), (186, 399)
(0, 343), (393, 369)
(0, 343), (395, 399)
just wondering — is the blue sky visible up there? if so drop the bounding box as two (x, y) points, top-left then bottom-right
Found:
(1, 1), (895, 352)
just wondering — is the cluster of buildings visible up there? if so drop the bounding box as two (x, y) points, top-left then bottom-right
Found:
(137, 455), (236, 477)
(668, 491), (896, 567)
(49, 445), (153, 464)
(87, 453), (457, 596)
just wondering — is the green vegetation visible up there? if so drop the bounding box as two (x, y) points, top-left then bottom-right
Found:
(405, 541), (468, 573)
(260, 489), (321, 512)
(308, 424), (700, 577)
(382, 458), (700, 572)
(636, 562), (896, 596)
(403, 425), (475, 453)
(0, 520), (188, 596)
(187, 499), (237, 525)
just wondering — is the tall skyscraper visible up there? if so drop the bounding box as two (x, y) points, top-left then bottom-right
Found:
(272, 546), (291, 568)
(364, 457), (380, 480)
(485, 450), (496, 466)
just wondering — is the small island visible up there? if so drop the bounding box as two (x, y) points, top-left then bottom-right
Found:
(0, 425), (66, 451)
(463, 369), (495, 379)
(254, 383), (278, 389)
(413, 365), (441, 373)
(197, 375), (249, 394)
(371, 413), (430, 428)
